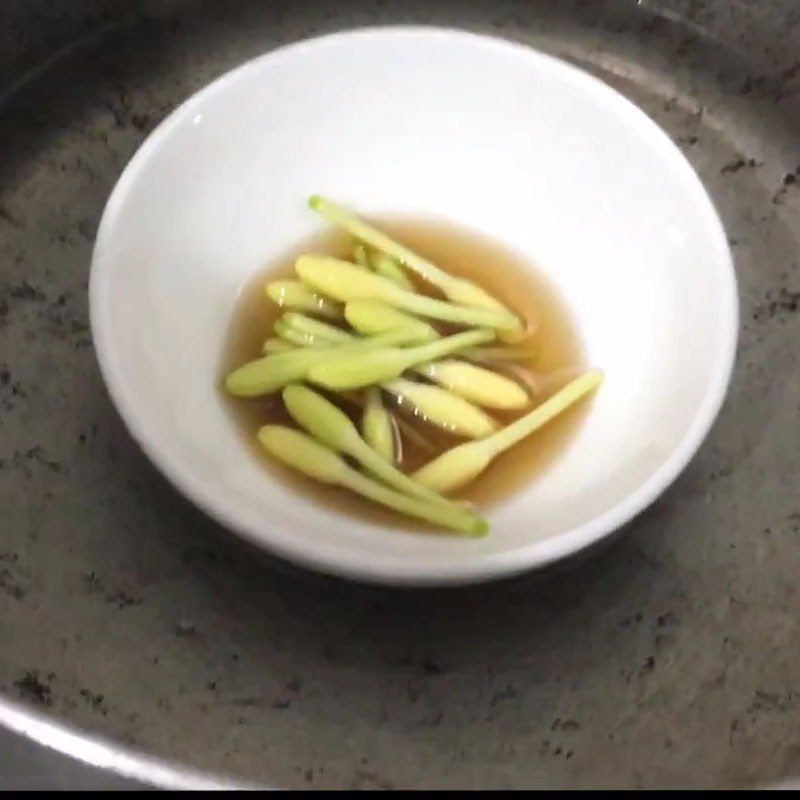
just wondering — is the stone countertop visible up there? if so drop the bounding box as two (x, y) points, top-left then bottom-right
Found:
(1, 0), (799, 790)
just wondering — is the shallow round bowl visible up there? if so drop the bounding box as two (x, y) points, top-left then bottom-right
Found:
(89, 27), (737, 586)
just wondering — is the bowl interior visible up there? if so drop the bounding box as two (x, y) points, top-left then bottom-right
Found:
(90, 28), (736, 584)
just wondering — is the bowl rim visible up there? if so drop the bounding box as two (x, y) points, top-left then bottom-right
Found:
(89, 25), (739, 586)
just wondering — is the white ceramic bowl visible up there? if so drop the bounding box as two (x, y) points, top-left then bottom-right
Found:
(90, 28), (737, 586)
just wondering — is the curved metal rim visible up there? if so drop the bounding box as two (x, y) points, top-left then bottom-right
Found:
(0, 697), (249, 789)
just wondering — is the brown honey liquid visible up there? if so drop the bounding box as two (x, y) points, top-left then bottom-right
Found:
(220, 218), (589, 528)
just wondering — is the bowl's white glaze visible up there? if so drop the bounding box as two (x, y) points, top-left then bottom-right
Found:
(89, 28), (737, 585)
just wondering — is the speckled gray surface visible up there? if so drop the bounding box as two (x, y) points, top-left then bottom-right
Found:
(1, 0), (799, 790)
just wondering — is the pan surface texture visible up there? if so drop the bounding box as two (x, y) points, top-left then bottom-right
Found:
(1, 0), (799, 789)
